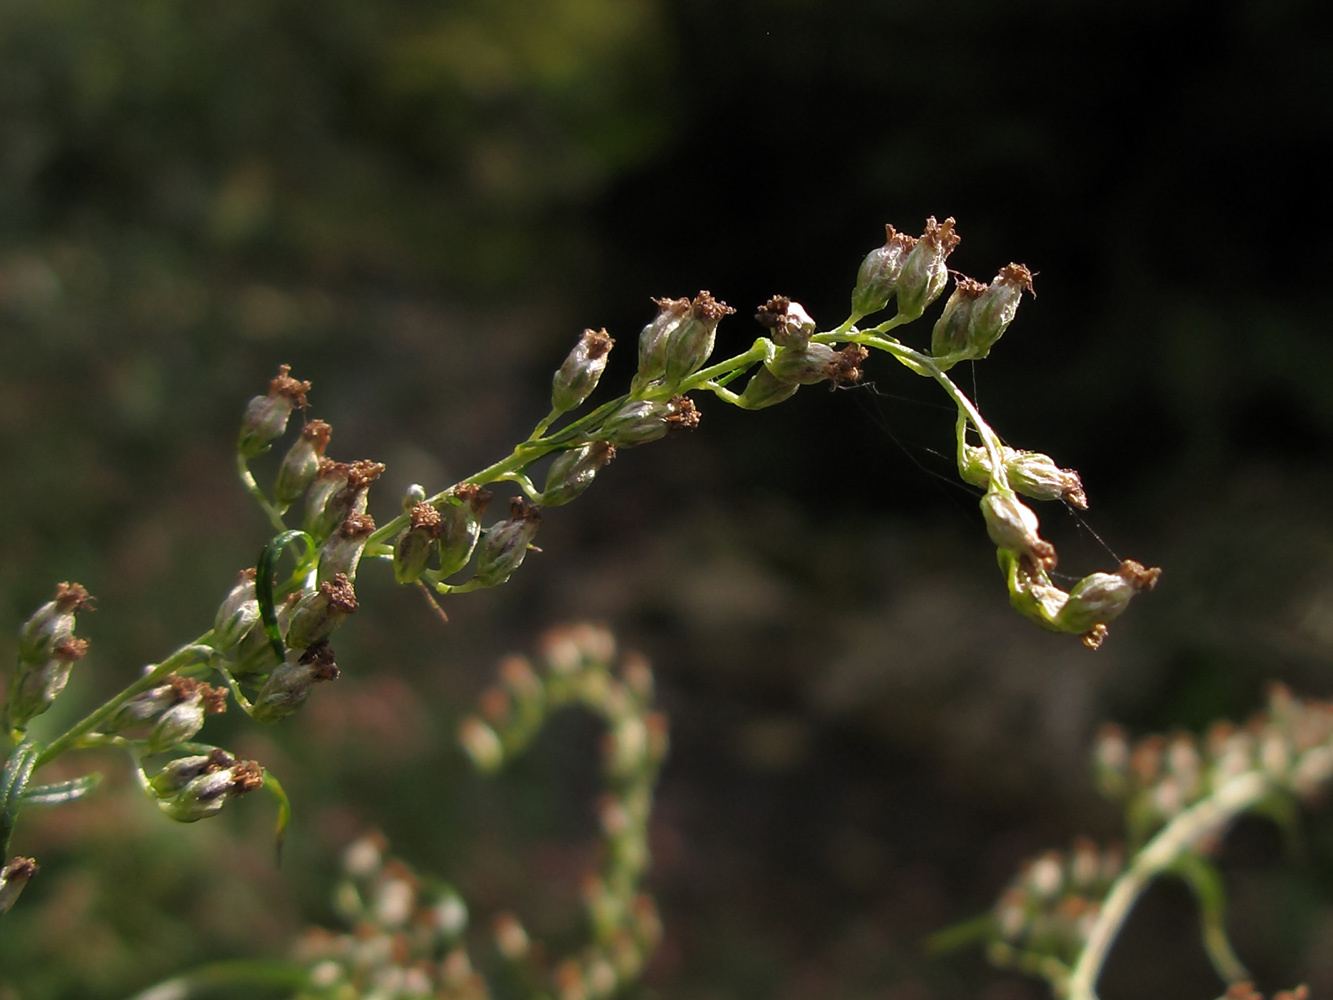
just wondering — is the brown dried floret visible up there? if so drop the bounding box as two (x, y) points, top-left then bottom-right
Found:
(689, 290), (734, 324)
(323, 574), (360, 614)
(230, 759), (266, 793)
(825, 344), (870, 385)
(346, 460), (387, 489)
(338, 513), (377, 539)
(269, 364), (311, 408)
(921, 216), (961, 255)
(665, 396), (700, 432)
(299, 641), (340, 682)
(997, 262), (1036, 298)
(299, 419), (332, 449)
(754, 295), (791, 329)
(408, 502), (442, 534)
(53, 582), (96, 613)
(52, 637), (89, 662)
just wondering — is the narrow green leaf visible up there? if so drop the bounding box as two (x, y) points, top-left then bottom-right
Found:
(256, 529), (315, 664)
(0, 742), (41, 856)
(1172, 850), (1248, 984)
(261, 768), (291, 867)
(23, 772), (102, 806)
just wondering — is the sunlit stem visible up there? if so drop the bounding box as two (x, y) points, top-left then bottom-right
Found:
(235, 453), (288, 533)
(37, 631), (217, 768)
(1066, 770), (1273, 1000)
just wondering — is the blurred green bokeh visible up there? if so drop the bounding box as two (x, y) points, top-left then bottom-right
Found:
(2, 1), (1332, 999)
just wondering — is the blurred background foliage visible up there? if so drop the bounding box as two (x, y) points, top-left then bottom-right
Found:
(1, 0), (1332, 997)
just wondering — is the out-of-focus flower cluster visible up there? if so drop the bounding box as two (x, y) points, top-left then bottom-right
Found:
(458, 624), (666, 1000)
(1095, 683), (1333, 840)
(1218, 982), (1309, 1000)
(287, 626), (665, 1000)
(291, 831), (475, 1000)
(976, 685), (1333, 1000)
(987, 839), (1124, 981)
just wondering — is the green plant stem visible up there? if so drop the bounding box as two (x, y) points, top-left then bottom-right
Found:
(125, 960), (310, 1000)
(813, 331), (1009, 487)
(236, 454), (288, 533)
(35, 631), (216, 768)
(1066, 770), (1274, 1000)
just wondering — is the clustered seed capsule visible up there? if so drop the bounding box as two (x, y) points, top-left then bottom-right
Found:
(450, 625), (667, 997)
(473, 499), (543, 588)
(662, 291), (735, 385)
(237, 364), (310, 458)
(438, 484), (492, 578)
(850, 224), (916, 320)
(541, 441), (616, 507)
(893, 216), (959, 320)
(274, 420), (332, 507)
(960, 443), (1088, 509)
(393, 502), (442, 584)
(552, 328), (615, 413)
(6, 582), (96, 733)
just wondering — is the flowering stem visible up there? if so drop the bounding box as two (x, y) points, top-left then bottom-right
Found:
(235, 454), (288, 533)
(1065, 770), (1273, 1000)
(35, 632), (216, 769)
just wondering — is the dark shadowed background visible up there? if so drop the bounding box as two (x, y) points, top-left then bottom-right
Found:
(2, 1), (1332, 998)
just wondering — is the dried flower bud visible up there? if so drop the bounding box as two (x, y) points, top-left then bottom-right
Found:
(965, 264), (1034, 359)
(7, 636), (90, 730)
(303, 460), (349, 537)
(493, 912), (530, 960)
(473, 499), (542, 588)
(318, 513), (376, 586)
(827, 344), (870, 385)
(238, 364), (310, 458)
(1055, 560), (1161, 636)
(0, 857), (38, 915)
(541, 441), (616, 507)
(426, 888), (469, 943)
(980, 490), (1056, 570)
(18, 582), (94, 664)
(553, 328), (615, 413)
(603, 395), (699, 448)
(930, 276), (987, 360)
(767, 343), (840, 385)
(960, 445), (1087, 509)
(894, 217), (960, 320)
(274, 420), (332, 507)
(394, 502), (443, 584)
(603, 400), (671, 447)
(438, 484), (492, 578)
(401, 483), (427, 511)
(228, 591), (299, 677)
(850, 224), (916, 320)
(286, 573), (359, 650)
(663, 291), (734, 385)
(459, 716), (504, 772)
(305, 459), (384, 542)
(251, 642), (339, 722)
(213, 569), (260, 652)
(606, 717), (649, 777)
(754, 296), (816, 349)
(146, 679), (227, 754)
(149, 749), (235, 797)
(157, 756), (264, 823)
(635, 297), (691, 384)
(736, 366), (801, 410)
(108, 681), (181, 731)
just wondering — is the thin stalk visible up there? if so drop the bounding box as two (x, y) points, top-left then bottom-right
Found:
(235, 454), (288, 533)
(1065, 770), (1274, 1000)
(36, 631), (216, 768)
